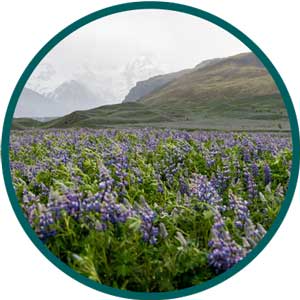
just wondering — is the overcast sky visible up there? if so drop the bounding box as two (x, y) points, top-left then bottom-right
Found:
(44, 9), (249, 72)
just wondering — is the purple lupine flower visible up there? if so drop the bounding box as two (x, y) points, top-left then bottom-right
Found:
(179, 176), (189, 195)
(243, 168), (257, 200)
(251, 162), (259, 177)
(264, 163), (272, 185)
(137, 200), (159, 244)
(228, 191), (249, 225)
(208, 212), (245, 273)
(38, 211), (56, 240)
(190, 174), (223, 210)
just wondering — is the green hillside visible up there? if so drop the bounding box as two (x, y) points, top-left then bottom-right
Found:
(44, 102), (173, 128)
(140, 53), (282, 111)
(11, 118), (43, 130)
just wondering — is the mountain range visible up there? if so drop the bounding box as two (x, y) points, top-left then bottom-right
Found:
(12, 52), (289, 131)
(15, 55), (165, 118)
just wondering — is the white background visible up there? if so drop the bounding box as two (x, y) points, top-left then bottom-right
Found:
(0, 1), (299, 299)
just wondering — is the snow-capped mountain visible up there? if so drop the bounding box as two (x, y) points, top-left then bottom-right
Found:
(122, 55), (164, 90)
(14, 88), (54, 118)
(26, 63), (58, 95)
(17, 54), (164, 118)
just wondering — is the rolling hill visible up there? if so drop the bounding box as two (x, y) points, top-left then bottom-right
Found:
(11, 118), (43, 130)
(43, 102), (173, 128)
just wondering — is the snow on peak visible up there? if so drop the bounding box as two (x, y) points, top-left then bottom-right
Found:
(24, 54), (165, 108)
(122, 55), (164, 88)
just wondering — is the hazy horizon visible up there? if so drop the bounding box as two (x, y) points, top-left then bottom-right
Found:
(15, 9), (249, 118)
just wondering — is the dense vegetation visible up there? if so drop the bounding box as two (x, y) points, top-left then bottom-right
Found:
(10, 128), (291, 291)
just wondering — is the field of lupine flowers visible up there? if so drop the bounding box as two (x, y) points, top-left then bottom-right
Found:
(9, 128), (292, 291)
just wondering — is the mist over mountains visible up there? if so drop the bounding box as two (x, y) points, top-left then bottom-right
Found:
(15, 55), (165, 118)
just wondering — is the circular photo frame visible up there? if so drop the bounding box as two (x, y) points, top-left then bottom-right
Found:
(1, 2), (299, 299)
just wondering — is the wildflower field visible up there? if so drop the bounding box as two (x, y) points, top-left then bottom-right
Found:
(10, 128), (292, 291)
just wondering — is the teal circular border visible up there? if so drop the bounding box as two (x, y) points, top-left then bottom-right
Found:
(1, 2), (299, 299)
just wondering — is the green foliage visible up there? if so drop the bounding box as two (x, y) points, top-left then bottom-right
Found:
(10, 128), (292, 291)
